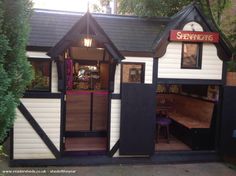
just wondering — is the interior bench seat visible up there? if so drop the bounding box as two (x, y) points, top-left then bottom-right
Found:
(169, 112), (210, 129)
(157, 94), (216, 150)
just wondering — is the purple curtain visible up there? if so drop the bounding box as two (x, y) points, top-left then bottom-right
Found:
(66, 58), (73, 89)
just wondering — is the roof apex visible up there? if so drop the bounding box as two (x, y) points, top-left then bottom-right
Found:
(152, 2), (233, 61)
(47, 12), (124, 60)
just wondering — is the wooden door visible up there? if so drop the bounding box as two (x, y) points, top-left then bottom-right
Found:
(120, 83), (156, 156)
(220, 86), (236, 156)
(66, 92), (91, 131)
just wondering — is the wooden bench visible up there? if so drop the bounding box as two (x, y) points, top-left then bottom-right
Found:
(157, 94), (216, 150)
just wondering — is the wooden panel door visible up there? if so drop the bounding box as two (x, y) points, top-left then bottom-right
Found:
(120, 83), (156, 156)
(92, 92), (108, 131)
(66, 93), (91, 131)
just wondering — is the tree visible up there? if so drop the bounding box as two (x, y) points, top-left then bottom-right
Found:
(0, 0), (33, 143)
(118, 0), (192, 17)
(92, 0), (112, 13)
(118, 0), (235, 50)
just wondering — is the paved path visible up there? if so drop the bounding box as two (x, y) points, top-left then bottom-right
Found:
(1, 156), (236, 176)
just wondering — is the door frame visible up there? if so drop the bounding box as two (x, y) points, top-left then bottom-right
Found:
(61, 58), (112, 156)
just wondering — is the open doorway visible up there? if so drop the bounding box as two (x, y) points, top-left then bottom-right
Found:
(155, 84), (219, 152)
(64, 47), (111, 155)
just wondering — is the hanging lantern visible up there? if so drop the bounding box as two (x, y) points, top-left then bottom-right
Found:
(84, 37), (92, 47)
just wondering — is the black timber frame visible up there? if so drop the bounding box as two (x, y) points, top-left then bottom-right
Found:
(156, 78), (224, 85)
(219, 86), (236, 157)
(9, 150), (219, 167)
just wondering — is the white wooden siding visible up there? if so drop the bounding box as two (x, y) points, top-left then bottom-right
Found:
(158, 43), (223, 79)
(158, 22), (223, 80)
(113, 64), (121, 94)
(14, 109), (55, 159)
(51, 61), (59, 93)
(26, 51), (50, 58)
(109, 99), (121, 157)
(20, 98), (61, 151)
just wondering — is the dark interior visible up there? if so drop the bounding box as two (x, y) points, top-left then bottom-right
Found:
(155, 84), (218, 151)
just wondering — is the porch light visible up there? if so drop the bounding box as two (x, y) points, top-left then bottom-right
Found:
(83, 5), (92, 48)
(84, 37), (92, 47)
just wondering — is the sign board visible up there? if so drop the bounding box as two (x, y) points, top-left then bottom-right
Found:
(170, 30), (219, 43)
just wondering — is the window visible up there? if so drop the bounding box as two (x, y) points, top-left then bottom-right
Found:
(27, 59), (51, 91)
(73, 62), (100, 90)
(181, 43), (202, 69)
(122, 63), (144, 83)
(69, 60), (109, 90)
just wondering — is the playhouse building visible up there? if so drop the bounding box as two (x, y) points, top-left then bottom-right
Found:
(10, 3), (236, 166)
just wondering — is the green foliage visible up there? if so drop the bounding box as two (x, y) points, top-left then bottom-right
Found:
(118, 0), (192, 17)
(227, 60), (236, 72)
(0, 0), (33, 143)
(118, 0), (232, 19)
(118, 0), (236, 54)
(92, 0), (112, 13)
(0, 145), (7, 157)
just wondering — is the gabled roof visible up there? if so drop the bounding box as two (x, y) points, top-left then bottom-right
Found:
(152, 3), (233, 61)
(28, 9), (169, 53)
(47, 12), (125, 61)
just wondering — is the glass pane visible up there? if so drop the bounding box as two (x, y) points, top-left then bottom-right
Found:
(73, 63), (100, 90)
(122, 63), (143, 83)
(182, 43), (200, 68)
(28, 60), (50, 91)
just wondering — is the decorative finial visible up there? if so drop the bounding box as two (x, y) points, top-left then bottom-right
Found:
(87, 0), (90, 13)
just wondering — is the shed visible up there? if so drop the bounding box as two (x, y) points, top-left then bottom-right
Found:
(10, 3), (236, 166)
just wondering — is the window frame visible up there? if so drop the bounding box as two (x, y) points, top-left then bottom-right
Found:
(121, 62), (145, 84)
(181, 42), (203, 69)
(27, 58), (52, 92)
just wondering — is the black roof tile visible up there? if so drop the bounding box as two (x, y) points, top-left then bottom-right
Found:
(28, 9), (169, 52)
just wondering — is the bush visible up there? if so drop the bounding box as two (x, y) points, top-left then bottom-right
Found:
(0, 0), (33, 143)
(227, 60), (236, 72)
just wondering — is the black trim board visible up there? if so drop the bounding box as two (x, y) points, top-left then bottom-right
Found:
(60, 92), (65, 153)
(18, 103), (60, 158)
(157, 78), (223, 85)
(65, 131), (107, 138)
(9, 150), (219, 167)
(222, 62), (227, 86)
(111, 94), (120, 99)
(23, 92), (62, 98)
(27, 46), (51, 52)
(109, 140), (120, 157)
(10, 128), (13, 160)
(153, 58), (158, 87)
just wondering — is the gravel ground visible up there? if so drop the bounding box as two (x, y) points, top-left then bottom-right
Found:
(1, 156), (236, 176)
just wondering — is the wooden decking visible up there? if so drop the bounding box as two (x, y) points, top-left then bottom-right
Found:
(65, 137), (107, 152)
(155, 135), (191, 151)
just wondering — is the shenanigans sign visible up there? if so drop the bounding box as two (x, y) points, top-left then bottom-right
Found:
(170, 30), (219, 43)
